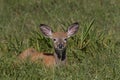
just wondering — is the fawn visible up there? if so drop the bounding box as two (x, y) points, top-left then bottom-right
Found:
(18, 22), (79, 67)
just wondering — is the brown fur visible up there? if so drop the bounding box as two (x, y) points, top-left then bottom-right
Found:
(18, 48), (55, 67)
(52, 32), (67, 38)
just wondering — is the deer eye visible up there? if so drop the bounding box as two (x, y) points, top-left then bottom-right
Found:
(53, 38), (56, 41)
(64, 38), (67, 42)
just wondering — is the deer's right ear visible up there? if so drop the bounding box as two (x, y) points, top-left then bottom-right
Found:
(39, 24), (53, 38)
(67, 22), (79, 38)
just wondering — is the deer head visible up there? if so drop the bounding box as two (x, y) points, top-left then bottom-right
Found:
(40, 22), (79, 50)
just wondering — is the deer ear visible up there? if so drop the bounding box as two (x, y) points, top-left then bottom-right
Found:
(67, 22), (79, 38)
(39, 24), (53, 38)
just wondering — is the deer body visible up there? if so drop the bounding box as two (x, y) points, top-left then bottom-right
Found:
(18, 22), (79, 67)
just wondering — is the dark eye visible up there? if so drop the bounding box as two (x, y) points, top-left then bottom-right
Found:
(64, 38), (67, 41)
(53, 39), (56, 41)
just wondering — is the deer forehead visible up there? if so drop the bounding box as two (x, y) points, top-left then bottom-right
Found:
(52, 32), (67, 39)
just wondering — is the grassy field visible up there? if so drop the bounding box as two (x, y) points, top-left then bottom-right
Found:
(0, 0), (120, 80)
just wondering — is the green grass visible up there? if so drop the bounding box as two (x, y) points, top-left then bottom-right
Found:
(0, 0), (120, 80)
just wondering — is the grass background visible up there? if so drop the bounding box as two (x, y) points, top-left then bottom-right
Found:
(0, 0), (120, 80)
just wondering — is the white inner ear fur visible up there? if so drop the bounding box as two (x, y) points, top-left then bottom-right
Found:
(40, 26), (53, 38)
(45, 31), (53, 38)
(67, 27), (78, 38)
(47, 30), (52, 37)
(67, 31), (73, 38)
(49, 33), (53, 38)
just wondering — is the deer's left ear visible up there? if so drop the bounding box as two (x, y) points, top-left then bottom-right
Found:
(39, 24), (53, 38)
(67, 22), (79, 38)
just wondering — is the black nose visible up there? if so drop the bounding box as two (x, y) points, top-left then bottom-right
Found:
(58, 44), (63, 49)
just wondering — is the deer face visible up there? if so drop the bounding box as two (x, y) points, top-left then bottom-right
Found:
(39, 22), (79, 50)
(52, 32), (67, 50)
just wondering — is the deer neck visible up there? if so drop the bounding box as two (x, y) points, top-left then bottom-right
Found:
(54, 48), (66, 65)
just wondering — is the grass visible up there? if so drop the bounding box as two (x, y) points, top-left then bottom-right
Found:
(0, 0), (120, 80)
